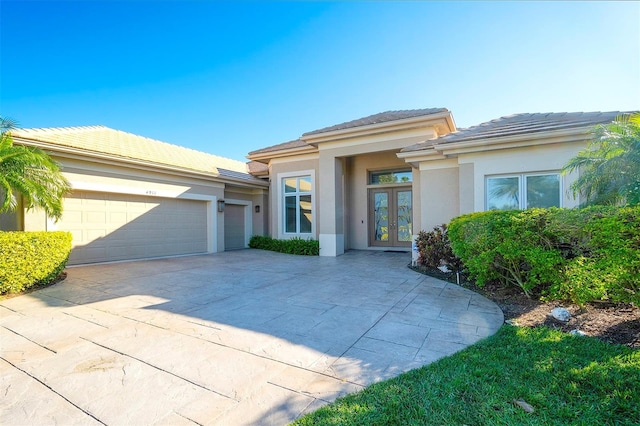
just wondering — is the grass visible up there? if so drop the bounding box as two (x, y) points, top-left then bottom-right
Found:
(293, 326), (640, 425)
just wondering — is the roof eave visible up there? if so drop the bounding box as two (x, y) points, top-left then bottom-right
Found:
(434, 126), (593, 155)
(246, 145), (318, 163)
(302, 111), (455, 145)
(398, 126), (595, 164)
(14, 137), (267, 186)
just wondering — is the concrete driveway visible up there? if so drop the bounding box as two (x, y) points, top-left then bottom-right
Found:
(1, 250), (503, 425)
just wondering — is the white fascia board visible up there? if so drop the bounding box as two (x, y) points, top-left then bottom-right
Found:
(247, 146), (318, 163)
(396, 148), (447, 164)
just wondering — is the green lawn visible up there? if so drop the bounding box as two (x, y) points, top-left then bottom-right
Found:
(293, 326), (640, 425)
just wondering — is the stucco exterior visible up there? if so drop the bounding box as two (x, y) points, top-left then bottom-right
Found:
(248, 109), (456, 256)
(5, 126), (268, 264)
(249, 109), (626, 259)
(4, 109), (626, 264)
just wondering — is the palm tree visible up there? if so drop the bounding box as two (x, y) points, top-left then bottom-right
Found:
(562, 113), (640, 207)
(0, 116), (71, 221)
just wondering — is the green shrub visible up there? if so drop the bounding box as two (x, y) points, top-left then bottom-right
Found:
(546, 207), (640, 305)
(448, 206), (640, 305)
(448, 209), (564, 297)
(249, 235), (319, 256)
(0, 231), (72, 294)
(415, 224), (462, 271)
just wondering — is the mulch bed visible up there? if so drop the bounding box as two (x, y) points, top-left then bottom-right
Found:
(411, 266), (640, 349)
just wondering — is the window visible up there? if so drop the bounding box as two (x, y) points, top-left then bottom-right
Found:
(370, 169), (412, 185)
(283, 176), (313, 234)
(486, 173), (561, 210)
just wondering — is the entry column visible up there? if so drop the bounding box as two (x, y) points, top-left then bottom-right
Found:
(318, 152), (344, 256)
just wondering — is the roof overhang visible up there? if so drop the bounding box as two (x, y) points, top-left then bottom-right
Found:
(13, 137), (269, 189)
(303, 111), (456, 145)
(246, 144), (318, 164)
(398, 126), (593, 167)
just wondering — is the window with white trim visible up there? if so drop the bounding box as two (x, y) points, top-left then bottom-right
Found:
(486, 173), (561, 210)
(283, 176), (313, 234)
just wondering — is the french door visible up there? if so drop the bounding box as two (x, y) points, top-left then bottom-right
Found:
(369, 187), (412, 247)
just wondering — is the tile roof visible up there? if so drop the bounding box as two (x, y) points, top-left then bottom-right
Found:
(401, 111), (627, 152)
(248, 108), (451, 157)
(247, 139), (309, 156)
(11, 125), (251, 176)
(246, 161), (269, 175)
(302, 108), (449, 136)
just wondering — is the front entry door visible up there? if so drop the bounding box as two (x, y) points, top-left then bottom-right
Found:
(369, 187), (412, 247)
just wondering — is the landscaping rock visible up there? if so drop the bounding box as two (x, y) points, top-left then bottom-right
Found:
(513, 399), (535, 413)
(551, 307), (571, 322)
(570, 329), (587, 336)
(437, 265), (451, 273)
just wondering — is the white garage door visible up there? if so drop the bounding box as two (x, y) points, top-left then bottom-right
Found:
(224, 204), (246, 250)
(59, 191), (208, 265)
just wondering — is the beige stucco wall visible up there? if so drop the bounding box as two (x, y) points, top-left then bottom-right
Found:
(407, 137), (589, 230)
(267, 156), (320, 239)
(416, 159), (460, 232)
(314, 128), (438, 158)
(263, 127), (441, 255)
(458, 140), (586, 212)
(22, 156), (234, 255)
(315, 127), (439, 255)
(15, 151), (267, 257)
(458, 163), (474, 215)
(60, 158), (226, 199)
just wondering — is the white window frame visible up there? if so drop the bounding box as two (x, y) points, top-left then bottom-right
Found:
(277, 170), (315, 239)
(485, 172), (563, 210)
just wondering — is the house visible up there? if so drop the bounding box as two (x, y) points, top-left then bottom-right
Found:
(3, 126), (268, 265)
(2, 109), (624, 264)
(247, 109), (624, 261)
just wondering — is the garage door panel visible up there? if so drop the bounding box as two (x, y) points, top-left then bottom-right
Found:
(59, 191), (208, 265)
(224, 204), (246, 250)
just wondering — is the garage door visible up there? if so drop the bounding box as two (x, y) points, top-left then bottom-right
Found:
(224, 204), (246, 250)
(58, 191), (208, 265)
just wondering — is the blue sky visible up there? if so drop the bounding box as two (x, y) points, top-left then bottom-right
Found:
(1, 1), (638, 161)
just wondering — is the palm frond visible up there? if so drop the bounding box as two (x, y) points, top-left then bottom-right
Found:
(563, 112), (640, 207)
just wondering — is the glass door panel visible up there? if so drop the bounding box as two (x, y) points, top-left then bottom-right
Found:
(369, 187), (412, 247)
(396, 190), (412, 242)
(373, 192), (389, 242)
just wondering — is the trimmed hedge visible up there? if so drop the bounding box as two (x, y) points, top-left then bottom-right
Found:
(447, 207), (640, 305)
(0, 231), (72, 295)
(249, 235), (319, 256)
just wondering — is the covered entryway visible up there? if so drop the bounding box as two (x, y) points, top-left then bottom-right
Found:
(368, 187), (412, 247)
(58, 191), (208, 265)
(224, 203), (247, 250)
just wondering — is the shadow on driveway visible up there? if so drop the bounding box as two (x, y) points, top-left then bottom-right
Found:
(0, 250), (503, 425)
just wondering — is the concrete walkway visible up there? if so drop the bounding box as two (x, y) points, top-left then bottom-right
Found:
(0, 250), (503, 425)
